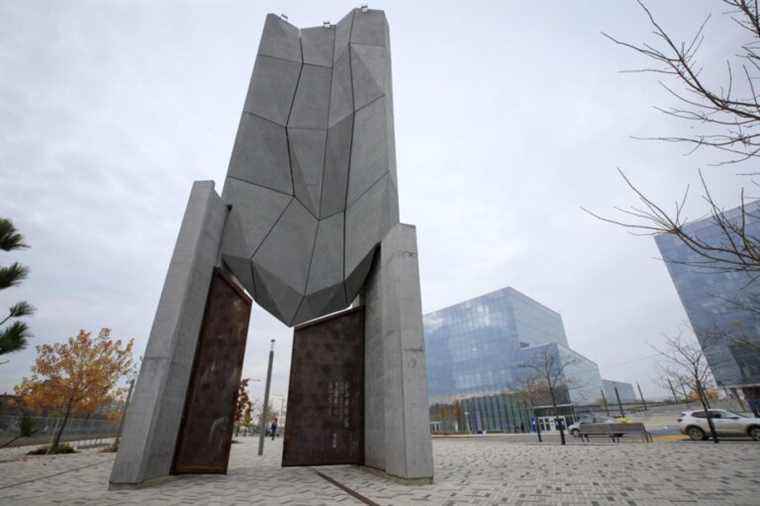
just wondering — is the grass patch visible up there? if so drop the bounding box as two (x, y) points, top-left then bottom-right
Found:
(27, 443), (77, 455)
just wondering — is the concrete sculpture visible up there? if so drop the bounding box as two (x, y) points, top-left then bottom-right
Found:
(221, 10), (399, 325)
(110, 8), (432, 489)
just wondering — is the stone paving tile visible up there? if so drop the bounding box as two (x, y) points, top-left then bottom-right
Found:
(318, 438), (760, 506)
(0, 436), (758, 505)
(0, 438), (362, 505)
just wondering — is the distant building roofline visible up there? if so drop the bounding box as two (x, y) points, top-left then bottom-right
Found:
(424, 285), (562, 317)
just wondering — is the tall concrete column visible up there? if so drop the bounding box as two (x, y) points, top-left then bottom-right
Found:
(362, 223), (434, 482)
(110, 181), (227, 488)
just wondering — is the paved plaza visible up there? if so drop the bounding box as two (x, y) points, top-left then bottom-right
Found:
(0, 436), (758, 505)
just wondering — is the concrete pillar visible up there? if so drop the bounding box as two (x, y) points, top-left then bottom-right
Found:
(362, 223), (434, 483)
(110, 181), (227, 488)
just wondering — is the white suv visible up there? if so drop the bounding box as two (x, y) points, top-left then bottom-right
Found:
(678, 409), (760, 441)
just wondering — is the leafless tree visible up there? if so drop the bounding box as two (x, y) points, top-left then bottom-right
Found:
(585, 1), (760, 277)
(652, 332), (720, 442)
(583, 169), (760, 277)
(519, 349), (580, 445)
(515, 375), (553, 442)
(603, 0), (760, 165)
(653, 372), (688, 405)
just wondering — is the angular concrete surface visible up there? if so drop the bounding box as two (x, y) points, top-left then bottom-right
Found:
(257, 13), (301, 63)
(109, 181), (227, 487)
(348, 97), (389, 206)
(345, 173), (398, 291)
(351, 44), (387, 111)
(320, 114), (353, 218)
(288, 127), (326, 217)
(361, 223), (434, 481)
(252, 199), (317, 296)
(243, 56), (301, 127)
(222, 9), (399, 325)
(228, 113), (293, 195)
(110, 8), (431, 490)
(329, 52), (353, 127)
(221, 177), (292, 256)
(301, 26), (334, 67)
(288, 64), (331, 129)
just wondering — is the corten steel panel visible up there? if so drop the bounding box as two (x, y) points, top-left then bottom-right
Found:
(172, 269), (252, 474)
(283, 307), (364, 466)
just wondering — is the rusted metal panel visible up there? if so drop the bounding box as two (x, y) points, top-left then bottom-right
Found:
(172, 268), (252, 474)
(283, 307), (364, 466)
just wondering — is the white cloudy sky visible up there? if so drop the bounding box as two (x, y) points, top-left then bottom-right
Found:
(0, 1), (750, 402)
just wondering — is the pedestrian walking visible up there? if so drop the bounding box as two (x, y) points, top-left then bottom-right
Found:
(270, 418), (278, 441)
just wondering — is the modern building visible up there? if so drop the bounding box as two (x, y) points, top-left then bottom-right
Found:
(429, 391), (532, 434)
(423, 287), (602, 432)
(601, 379), (637, 404)
(655, 202), (760, 409)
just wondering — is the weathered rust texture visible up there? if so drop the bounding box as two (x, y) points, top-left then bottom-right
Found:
(283, 307), (364, 466)
(172, 269), (252, 474)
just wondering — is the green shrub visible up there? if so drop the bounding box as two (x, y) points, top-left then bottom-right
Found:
(19, 414), (36, 438)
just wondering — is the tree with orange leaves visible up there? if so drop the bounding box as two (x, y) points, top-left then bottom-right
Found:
(15, 328), (134, 452)
(234, 378), (252, 437)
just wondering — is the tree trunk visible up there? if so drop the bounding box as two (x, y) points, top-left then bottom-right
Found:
(696, 380), (719, 444)
(49, 399), (73, 453)
(549, 386), (566, 446)
(529, 400), (542, 442)
(0, 435), (22, 450)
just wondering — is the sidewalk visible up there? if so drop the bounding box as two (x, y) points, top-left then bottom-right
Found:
(0, 435), (758, 505)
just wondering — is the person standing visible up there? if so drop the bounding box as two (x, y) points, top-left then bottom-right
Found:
(270, 418), (278, 441)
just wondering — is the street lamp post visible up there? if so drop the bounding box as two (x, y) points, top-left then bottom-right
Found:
(258, 339), (275, 456)
(601, 389), (610, 417)
(637, 382), (648, 411)
(614, 387), (625, 417)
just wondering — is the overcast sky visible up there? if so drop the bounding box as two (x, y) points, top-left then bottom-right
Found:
(0, 1), (749, 403)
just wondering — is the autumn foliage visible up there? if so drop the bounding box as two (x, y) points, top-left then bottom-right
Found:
(15, 328), (134, 450)
(688, 387), (720, 403)
(234, 378), (253, 435)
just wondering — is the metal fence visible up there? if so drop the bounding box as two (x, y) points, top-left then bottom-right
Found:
(0, 414), (120, 450)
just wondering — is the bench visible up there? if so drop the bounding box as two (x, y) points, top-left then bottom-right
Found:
(579, 422), (652, 443)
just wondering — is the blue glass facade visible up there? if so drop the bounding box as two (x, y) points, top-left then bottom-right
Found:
(429, 392), (532, 434)
(601, 379), (637, 403)
(655, 203), (760, 389)
(423, 287), (601, 407)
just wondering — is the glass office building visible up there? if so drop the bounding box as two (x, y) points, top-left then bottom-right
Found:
(655, 202), (760, 405)
(429, 391), (532, 434)
(424, 287), (602, 432)
(601, 379), (637, 403)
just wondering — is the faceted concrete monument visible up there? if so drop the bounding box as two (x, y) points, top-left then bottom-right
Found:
(110, 8), (432, 488)
(222, 9), (399, 326)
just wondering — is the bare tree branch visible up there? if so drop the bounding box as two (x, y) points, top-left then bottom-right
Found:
(604, 0), (760, 165)
(651, 331), (720, 442)
(583, 169), (760, 277)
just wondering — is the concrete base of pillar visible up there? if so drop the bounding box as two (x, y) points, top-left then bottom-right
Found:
(109, 181), (227, 488)
(361, 223), (434, 482)
(108, 475), (178, 490)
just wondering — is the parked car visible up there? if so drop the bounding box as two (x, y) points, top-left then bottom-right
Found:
(568, 416), (616, 437)
(678, 409), (760, 441)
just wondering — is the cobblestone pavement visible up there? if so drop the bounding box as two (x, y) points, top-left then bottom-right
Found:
(0, 438), (361, 505)
(0, 436), (758, 505)
(320, 437), (760, 505)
